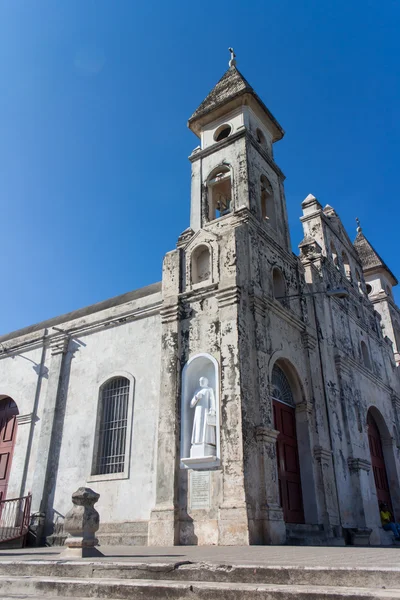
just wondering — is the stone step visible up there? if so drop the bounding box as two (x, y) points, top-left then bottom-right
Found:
(286, 524), (324, 533)
(1, 560), (400, 589)
(98, 521), (148, 534)
(97, 533), (148, 546)
(1, 575), (400, 600)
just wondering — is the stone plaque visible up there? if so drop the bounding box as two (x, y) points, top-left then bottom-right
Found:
(190, 471), (210, 510)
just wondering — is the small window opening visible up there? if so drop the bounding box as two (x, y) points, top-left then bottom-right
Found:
(260, 175), (276, 227)
(214, 124), (232, 142)
(272, 267), (286, 304)
(355, 269), (363, 294)
(192, 245), (211, 284)
(331, 242), (339, 268)
(361, 341), (372, 370)
(256, 128), (266, 145)
(341, 251), (351, 280)
(207, 166), (232, 220)
(366, 284), (372, 295)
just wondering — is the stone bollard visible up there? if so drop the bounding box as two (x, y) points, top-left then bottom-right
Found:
(60, 487), (104, 558)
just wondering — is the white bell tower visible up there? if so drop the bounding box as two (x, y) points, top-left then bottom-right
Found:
(187, 49), (291, 252)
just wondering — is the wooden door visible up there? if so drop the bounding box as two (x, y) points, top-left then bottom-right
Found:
(273, 400), (305, 524)
(367, 411), (392, 510)
(0, 397), (18, 503)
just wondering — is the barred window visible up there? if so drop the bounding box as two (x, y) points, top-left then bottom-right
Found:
(94, 377), (130, 475)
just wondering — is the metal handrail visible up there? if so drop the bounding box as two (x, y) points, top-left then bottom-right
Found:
(0, 493), (32, 544)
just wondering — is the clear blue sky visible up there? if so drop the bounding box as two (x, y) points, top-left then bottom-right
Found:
(1, 0), (399, 334)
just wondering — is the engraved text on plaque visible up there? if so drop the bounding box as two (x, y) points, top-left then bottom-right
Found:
(190, 471), (210, 509)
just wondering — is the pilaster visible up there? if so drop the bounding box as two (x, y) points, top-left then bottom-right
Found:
(216, 284), (250, 545)
(30, 335), (69, 543)
(148, 299), (182, 546)
(256, 426), (285, 544)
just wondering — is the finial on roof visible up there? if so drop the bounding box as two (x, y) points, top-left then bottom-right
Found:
(228, 47), (236, 67)
(356, 217), (362, 233)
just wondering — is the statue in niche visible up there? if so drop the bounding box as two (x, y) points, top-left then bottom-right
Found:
(190, 377), (216, 458)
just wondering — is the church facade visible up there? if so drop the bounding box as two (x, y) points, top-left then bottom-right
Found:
(1, 58), (400, 547)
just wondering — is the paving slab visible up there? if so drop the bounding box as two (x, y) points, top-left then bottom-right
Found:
(0, 545), (400, 568)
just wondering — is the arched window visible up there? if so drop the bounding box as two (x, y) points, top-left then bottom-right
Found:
(272, 267), (286, 303)
(361, 341), (372, 370)
(260, 175), (276, 227)
(93, 377), (130, 475)
(271, 364), (294, 406)
(331, 242), (339, 268)
(342, 251), (351, 279)
(191, 245), (211, 284)
(207, 166), (232, 221)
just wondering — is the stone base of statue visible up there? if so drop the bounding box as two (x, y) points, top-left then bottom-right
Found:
(190, 442), (215, 459)
(60, 487), (104, 558)
(181, 443), (217, 468)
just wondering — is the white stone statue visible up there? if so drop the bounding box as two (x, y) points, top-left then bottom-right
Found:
(190, 377), (216, 458)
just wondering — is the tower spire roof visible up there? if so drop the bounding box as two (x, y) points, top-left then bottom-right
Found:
(188, 52), (284, 140)
(353, 226), (397, 285)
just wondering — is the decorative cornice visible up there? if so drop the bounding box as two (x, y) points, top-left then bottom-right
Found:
(348, 457), (371, 473)
(256, 426), (280, 444)
(313, 446), (332, 462)
(179, 282), (218, 302)
(189, 128), (246, 163)
(334, 355), (352, 377)
(301, 331), (317, 351)
(217, 285), (241, 309)
(335, 353), (392, 393)
(252, 294), (267, 318)
(0, 301), (163, 358)
(50, 336), (69, 356)
(16, 413), (34, 425)
(160, 303), (182, 324)
(296, 400), (313, 415)
(263, 296), (305, 333)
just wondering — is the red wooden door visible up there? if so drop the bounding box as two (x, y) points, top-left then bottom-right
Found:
(0, 397), (18, 503)
(273, 400), (305, 524)
(367, 412), (392, 510)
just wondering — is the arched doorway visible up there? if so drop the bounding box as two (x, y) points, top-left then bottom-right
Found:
(367, 410), (392, 511)
(0, 397), (18, 502)
(271, 365), (305, 524)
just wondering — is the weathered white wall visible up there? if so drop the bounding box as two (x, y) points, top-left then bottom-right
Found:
(0, 344), (49, 499)
(52, 312), (161, 523)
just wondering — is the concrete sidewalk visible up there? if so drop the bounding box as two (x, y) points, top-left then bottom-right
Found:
(0, 545), (399, 568)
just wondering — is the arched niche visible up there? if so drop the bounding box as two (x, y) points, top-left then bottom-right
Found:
(191, 244), (211, 285)
(180, 353), (220, 469)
